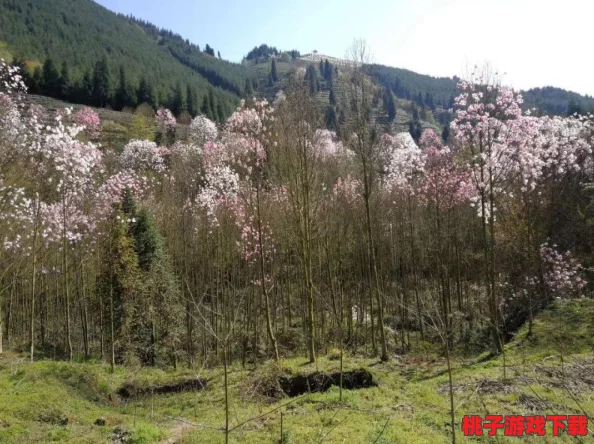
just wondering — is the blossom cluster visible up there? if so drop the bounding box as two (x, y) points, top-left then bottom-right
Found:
(156, 108), (177, 132)
(381, 132), (425, 193)
(121, 139), (170, 173)
(72, 107), (101, 139)
(189, 115), (218, 146)
(540, 243), (586, 297)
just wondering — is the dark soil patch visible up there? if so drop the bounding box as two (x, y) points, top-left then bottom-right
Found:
(117, 378), (207, 399)
(279, 368), (376, 397)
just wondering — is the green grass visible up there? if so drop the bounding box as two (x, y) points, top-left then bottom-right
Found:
(2, 299), (594, 443)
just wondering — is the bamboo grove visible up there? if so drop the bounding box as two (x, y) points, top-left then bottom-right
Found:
(1, 47), (594, 371)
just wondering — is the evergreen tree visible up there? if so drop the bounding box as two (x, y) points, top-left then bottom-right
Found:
(201, 94), (213, 120)
(271, 58), (278, 82)
(325, 105), (337, 131)
(120, 191), (182, 366)
(386, 88), (396, 122)
(41, 58), (60, 97)
(411, 104), (419, 121)
(136, 77), (154, 108)
(97, 204), (142, 366)
(268, 72), (274, 87)
(442, 123), (450, 143)
(204, 44), (215, 56)
(217, 50), (221, 59)
(58, 60), (70, 100)
(329, 87), (337, 106)
(208, 89), (217, 121)
(244, 78), (254, 97)
(416, 91), (425, 107)
(217, 101), (225, 123)
(306, 65), (317, 95)
(30, 66), (42, 94)
(186, 85), (196, 117)
(171, 82), (184, 117)
(91, 57), (110, 107)
(114, 66), (132, 111)
(76, 70), (93, 105)
(324, 60), (331, 80)
(319, 60), (324, 75)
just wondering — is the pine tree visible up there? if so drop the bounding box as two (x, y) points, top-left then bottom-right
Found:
(121, 191), (182, 366)
(319, 60), (324, 75)
(216, 100), (225, 123)
(41, 58), (60, 97)
(31, 66), (42, 94)
(329, 88), (337, 106)
(271, 58), (278, 82)
(208, 89), (217, 121)
(137, 77), (154, 108)
(97, 204), (142, 367)
(92, 57), (110, 107)
(201, 94), (213, 120)
(442, 123), (450, 142)
(244, 78), (254, 97)
(114, 66), (132, 111)
(186, 85), (195, 117)
(58, 60), (70, 100)
(171, 82), (184, 117)
(386, 88), (396, 122)
(325, 105), (337, 131)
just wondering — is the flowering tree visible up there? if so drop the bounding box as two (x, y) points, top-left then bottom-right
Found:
(155, 108), (176, 146)
(189, 114), (218, 146)
(121, 139), (170, 173)
(73, 107), (101, 140)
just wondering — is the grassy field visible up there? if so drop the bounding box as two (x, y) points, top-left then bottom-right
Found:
(1, 299), (593, 443)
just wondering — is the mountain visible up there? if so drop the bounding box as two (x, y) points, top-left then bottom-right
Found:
(0, 0), (251, 120)
(246, 48), (594, 120)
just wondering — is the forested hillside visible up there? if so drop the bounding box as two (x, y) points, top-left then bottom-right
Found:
(0, 0), (250, 120)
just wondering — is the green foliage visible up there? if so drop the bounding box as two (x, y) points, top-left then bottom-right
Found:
(97, 205), (143, 364)
(128, 109), (156, 141)
(271, 58), (278, 82)
(0, 0), (241, 117)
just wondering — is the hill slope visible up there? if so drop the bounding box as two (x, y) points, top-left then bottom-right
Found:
(0, 0), (250, 117)
(1, 299), (593, 443)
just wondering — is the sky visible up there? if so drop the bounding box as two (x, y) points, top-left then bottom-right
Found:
(96, 0), (594, 96)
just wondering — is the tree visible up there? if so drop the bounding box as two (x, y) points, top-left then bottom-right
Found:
(98, 204), (142, 369)
(201, 94), (213, 120)
(92, 57), (110, 107)
(114, 66), (133, 111)
(137, 76), (154, 108)
(171, 82), (184, 117)
(208, 88), (218, 121)
(41, 58), (60, 97)
(204, 44), (215, 56)
(329, 87), (337, 106)
(186, 85), (196, 117)
(58, 60), (70, 100)
(343, 38), (389, 361)
(386, 88), (396, 122)
(306, 65), (317, 95)
(270, 58), (278, 82)
(325, 105), (337, 131)
(217, 51), (221, 59)
(442, 123), (450, 142)
(244, 78), (254, 97)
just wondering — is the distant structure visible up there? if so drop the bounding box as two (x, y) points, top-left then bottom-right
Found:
(299, 52), (361, 67)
